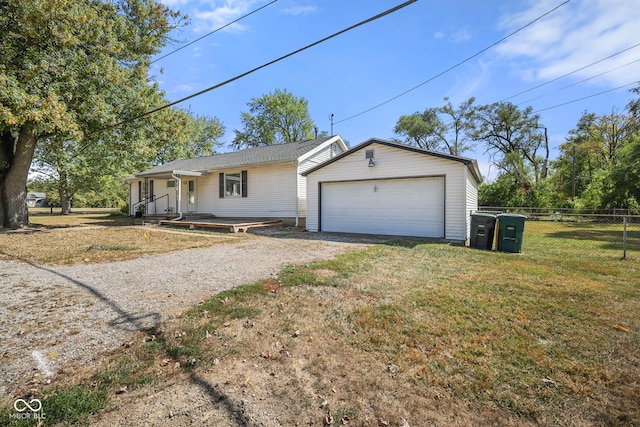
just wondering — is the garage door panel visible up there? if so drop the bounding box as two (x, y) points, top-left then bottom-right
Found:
(320, 177), (444, 237)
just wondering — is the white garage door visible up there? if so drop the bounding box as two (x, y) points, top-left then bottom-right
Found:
(320, 177), (445, 237)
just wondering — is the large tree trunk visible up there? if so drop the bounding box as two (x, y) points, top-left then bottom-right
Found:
(58, 188), (71, 215)
(0, 127), (38, 228)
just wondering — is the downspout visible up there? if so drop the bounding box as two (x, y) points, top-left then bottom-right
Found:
(293, 160), (299, 227)
(171, 173), (183, 221)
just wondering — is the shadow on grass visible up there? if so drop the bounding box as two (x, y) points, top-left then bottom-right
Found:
(190, 373), (261, 427)
(251, 228), (456, 249)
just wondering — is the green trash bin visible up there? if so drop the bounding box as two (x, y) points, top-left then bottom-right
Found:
(470, 213), (497, 250)
(496, 213), (527, 253)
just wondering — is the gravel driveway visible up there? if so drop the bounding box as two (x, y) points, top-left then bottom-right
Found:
(0, 233), (365, 398)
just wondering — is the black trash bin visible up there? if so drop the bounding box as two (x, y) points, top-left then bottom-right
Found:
(496, 214), (527, 253)
(470, 213), (497, 250)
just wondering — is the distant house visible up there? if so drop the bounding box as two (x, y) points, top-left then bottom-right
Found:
(125, 136), (348, 226)
(26, 192), (47, 208)
(303, 138), (483, 242)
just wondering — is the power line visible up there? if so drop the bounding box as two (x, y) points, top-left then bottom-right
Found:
(517, 57), (640, 106)
(95, 0), (418, 135)
(151, 0), (278, 64)
(502, 41), (640, 102)
(533, 81), (638, 113)
(333, 0), (571, 125)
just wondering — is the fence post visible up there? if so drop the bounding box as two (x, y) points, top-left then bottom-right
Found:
(623, 216), (628, 259)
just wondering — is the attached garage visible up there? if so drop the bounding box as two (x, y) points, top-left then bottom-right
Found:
(303, 139), (483, 241)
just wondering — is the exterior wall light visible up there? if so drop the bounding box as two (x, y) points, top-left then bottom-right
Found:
(368, 158), (375, 167)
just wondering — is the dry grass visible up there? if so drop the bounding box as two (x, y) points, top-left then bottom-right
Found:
(161, 225), (638, 425)
(0, 211), (240, 264)
(3, 219), (639, 426)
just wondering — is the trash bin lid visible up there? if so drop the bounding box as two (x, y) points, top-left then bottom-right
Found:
(471, 212), (497, 218)
(497, 213), (527, 219)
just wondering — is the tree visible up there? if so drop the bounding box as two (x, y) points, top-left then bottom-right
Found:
(393, 109), (445, 151)
(0, 0), (183, 228)
(470, 102), (546, 182)
(393, 97), (476, 155)
(551, 108), (637, 205)
(231, 89), (315, 150)
(438, 97), (476, 155)
(32, 108), (224, 214)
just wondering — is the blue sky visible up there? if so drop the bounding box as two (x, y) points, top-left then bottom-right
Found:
(154, 0), (640, 180)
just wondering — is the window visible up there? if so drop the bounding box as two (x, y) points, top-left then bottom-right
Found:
(365, 149), (375, 159)
(167, 180), (176, 188)
(225, 173), (241, 197)
(219, 171), (248, 198)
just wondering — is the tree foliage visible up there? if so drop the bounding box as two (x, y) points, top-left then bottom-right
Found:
(231, 88), (315, 150)
(469, 102), (546, 182)
(0, 0), (183, 227)
(31, 108), (224, 213)
(393, 97), (475, 155)
(550, 106), (639, 209)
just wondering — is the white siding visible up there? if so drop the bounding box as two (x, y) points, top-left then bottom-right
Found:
(297, 144), (340, 217)
(306, 143), (471, 241)
(150, 179), (177, 214)
(196, 163), (299, 218)
(129, 178), (177, 215)
(465, 170), (479, 241)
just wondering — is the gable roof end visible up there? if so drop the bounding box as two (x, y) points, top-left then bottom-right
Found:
(302, 138), (483, 183)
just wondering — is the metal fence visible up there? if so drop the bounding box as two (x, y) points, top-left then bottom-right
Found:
(475, 207), (640, 260)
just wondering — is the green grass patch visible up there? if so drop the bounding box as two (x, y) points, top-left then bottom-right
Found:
(40, 386), (108, 426)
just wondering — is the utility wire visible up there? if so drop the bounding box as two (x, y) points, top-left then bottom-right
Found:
(502, 41), (640, 102)
(95, 0), (418, 135)
(151, 0), (278, 64)
(517, 57), (640, 106)
(333, 0), (570, 125)
(533, 81), (638, 113)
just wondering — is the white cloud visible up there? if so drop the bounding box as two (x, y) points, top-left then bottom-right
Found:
(166, 1), (263, 34)
(283, 5), (318, 16)
(173, 84), (194, 92)
(433, 31), (445, 40)
(451, 29), (473, 43)
(495, 0), (640, 87)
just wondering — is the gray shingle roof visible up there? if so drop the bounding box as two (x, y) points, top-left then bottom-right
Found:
(136, 137), (333, 176)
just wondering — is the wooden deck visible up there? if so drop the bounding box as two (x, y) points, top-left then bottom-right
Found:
(158, 219), (283, 233)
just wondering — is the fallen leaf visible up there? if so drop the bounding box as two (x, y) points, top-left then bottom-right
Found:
(613, 325), (630, 333)
(324, 408), (333, 426)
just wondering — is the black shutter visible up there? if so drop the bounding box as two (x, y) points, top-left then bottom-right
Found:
(241, 170), (248, 198)
(219, 173), (224, 198)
